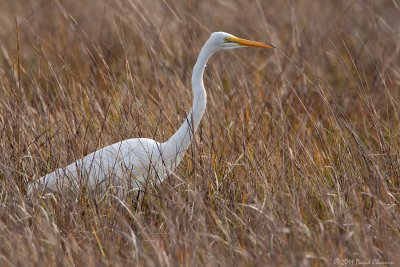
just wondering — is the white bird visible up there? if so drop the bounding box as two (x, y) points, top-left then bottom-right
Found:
(28, 32), (273, 195)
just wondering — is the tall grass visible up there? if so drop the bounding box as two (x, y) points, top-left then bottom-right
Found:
(0, 0), (399, 266)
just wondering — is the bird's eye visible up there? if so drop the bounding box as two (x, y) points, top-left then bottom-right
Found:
(223, 38), (233, 43)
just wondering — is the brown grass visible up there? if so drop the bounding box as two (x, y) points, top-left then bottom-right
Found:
(0, 0), (399, 266)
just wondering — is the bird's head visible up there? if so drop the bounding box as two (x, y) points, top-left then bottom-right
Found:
(207, 32), (274, 51)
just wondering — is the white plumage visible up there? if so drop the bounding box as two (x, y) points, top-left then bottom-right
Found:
(28, 32), (273, 195)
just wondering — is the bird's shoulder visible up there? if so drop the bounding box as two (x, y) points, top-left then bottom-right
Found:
(103, 138), (162, 154)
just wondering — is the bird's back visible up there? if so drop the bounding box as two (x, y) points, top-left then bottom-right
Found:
(30, 138), (167, 193)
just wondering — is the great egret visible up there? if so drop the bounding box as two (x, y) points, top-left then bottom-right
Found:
(28, 32), (273, 195)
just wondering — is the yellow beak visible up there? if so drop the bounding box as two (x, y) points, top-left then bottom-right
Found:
(225, 36), (274, 49)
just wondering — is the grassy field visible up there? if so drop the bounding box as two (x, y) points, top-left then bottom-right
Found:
(0, 0), (399, 266)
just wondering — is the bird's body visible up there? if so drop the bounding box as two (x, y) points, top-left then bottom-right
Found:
(37, 138), (165, 193)
(28, 32), (273, 194)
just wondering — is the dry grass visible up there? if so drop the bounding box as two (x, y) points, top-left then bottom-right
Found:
(0, 0), (399, 266)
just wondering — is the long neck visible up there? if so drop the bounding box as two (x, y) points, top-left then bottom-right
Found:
(162, 45), (213, 167)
